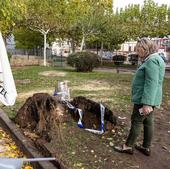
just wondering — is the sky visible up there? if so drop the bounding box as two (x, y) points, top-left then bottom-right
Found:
(113, 0), (170, 11)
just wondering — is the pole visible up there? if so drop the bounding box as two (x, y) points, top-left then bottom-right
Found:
(23, 157), (56, 162)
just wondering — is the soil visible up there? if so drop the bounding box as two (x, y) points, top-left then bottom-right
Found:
(14, 93), (170, 169)
(113, 108), (170, 169)
(14, 94), (117, 141)
(15, 79), (31, 85)
(38, 71), (67, 77)
(135, 108), (170, 169)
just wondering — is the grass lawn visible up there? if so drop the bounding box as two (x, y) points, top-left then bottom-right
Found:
(3, 66), (136, 118)
(2, 66), (170, 169)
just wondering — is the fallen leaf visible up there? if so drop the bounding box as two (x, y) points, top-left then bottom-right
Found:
(109, 142), (114, 147)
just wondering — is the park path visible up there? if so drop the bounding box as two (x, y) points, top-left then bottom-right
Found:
(95, 67), (170, 78)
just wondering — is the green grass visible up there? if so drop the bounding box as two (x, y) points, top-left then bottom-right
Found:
(3, 65), (170, 118)
(2, 65), (170, 169)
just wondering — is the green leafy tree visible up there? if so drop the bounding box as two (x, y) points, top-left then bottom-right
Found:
(135, 0), (170, 37)
(118, 4), (141, 40)
(66, 0), (113, 51)
(166, 7), (170, 35)
(115, 0), (169, 40)
(14, 27), (43, 49)
(140, 0), (160, 37)
(155, 4), (169, 37)
(0, 0), (26, 40)
(25, 0), (67, 66)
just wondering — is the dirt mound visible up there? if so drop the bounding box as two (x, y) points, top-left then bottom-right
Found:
(70, 96), (117, 130)
(14, 93), (66, 141)
(14, 93), (117, 142)
(38, 71), (67, 77)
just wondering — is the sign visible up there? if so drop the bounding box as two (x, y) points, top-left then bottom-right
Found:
(0, 32), (17, 106)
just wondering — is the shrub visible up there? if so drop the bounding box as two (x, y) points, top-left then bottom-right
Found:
(67, 52), (100, 72)
(112, 55), (126, 65)
(101, 60), (114, 67)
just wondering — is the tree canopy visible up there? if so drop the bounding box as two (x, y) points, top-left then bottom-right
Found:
(1, 0), (170, 58)
(0, 0), (26, 37)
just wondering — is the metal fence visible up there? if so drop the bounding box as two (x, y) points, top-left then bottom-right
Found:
(51, 55), (67, 67)
(7, 48), (52, 59)
(7, 48), (68, 67)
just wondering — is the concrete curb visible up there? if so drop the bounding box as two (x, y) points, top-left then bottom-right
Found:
(0, 109), (66, 169)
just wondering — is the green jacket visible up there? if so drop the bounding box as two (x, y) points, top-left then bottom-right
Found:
(132, 53), (165, 106)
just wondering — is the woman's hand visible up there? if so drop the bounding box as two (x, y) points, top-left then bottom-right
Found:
(142, 105), (153, 115)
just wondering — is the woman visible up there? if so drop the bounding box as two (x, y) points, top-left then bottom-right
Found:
(114, 38), (166, 156)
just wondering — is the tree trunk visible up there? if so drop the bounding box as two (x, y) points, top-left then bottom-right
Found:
(43, 33), (47, 66)
(80, 34), (85, 51)
(96, 41), (99, 55)
(36, 47), (38, 56)
(99, 41), (104, 65)
(71, 39), (75, 53)
(26, 50), (29, 60)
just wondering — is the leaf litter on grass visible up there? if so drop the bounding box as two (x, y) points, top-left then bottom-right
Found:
(0, 127), (33, 169)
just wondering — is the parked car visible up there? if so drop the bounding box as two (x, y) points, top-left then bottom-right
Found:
(158, 52), (168, 63)
(128, 53), (138, 65)
(112, 54), (126, 65)
(102, 51), (113, 60)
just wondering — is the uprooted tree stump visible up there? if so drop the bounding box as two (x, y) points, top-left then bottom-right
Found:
(14, 93), (117, 142)
(14, 93), (67, 141)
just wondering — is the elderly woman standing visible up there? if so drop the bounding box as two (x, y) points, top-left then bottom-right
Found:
(114, 38), (166, 156)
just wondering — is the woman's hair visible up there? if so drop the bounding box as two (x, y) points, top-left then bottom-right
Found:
(135, 38), (158, 57)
